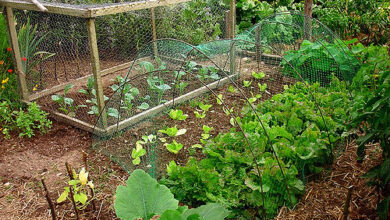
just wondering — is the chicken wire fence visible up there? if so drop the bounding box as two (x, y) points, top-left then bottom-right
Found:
(92, 11), (360, 177)
(5, 0), (229, 127)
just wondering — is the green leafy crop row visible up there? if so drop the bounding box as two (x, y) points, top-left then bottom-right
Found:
(161, 77), (351, 218)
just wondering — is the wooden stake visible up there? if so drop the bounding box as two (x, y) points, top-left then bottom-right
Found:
(41, 179), (57, 220)
(229, 0), (236, 76)
(150, 7), (158, 58)
(225, 10), (231, 39)
(304, 0), (313, 40)
(65, 162), (80, 220)
(86, 18), (107, 129)
(81, 152), (96, 212)
(4, 7), (29, 101)
(255, 25), (262, 69)
(342, 185), (354, 220)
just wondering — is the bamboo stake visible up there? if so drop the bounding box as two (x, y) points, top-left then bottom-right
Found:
(41, 179), (57, 220)
(86, 18), (107, 129)
(4, 7), (29, 101)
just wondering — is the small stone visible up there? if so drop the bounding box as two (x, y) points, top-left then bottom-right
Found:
(4, 182), (10, 186)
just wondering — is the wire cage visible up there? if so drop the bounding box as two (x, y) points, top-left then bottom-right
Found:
(91, 11), (360, 179)
(0, 0), (231, 132)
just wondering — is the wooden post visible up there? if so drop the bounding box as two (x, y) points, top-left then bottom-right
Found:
(255, 25), (262, 68)
(229, 0), (236, 76)
(4, 7), (29, 101)
(150, 7), (158, 58)
(86, 18), (107, 129)
(225, 10), (231, 39)
(304, 0), (313, 40)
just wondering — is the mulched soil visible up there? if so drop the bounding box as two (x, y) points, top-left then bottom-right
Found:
(276, 138), (383, 220)
(0, 59), (386, 219)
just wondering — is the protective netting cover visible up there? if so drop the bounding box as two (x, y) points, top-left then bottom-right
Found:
(92, 10), (360, 179)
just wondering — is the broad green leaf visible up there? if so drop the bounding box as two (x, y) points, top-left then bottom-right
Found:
(216, 94), (223, 105)
(160, 210), (186, 220)
(138, 102), (149, 110)
(132, 157), (141, 165)
(108, 108), (119, 118)
(57, 190), (69, 203)
(199, 103), (212, 112)
(51, 94), (62, 102)
(64, 97), (74, 105)
(114, 169), (178, 220)
(182, 203), (230, 220)
(64, 84), (74, 94)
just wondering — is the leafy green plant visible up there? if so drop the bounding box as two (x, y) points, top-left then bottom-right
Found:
(169, 109), (188, 121)
(201, 125), (213, 140)
(281, 39), (360, 85)
(194, 111), (206, 119)
(162, 78), (351, 218)
(115, 169), (229, 220)
(174, 70), (188, 94)
(165, 140), (184, 154)
(159, 126), (187, 137)
(196, 66), (220, 81)
(57, 167), (95, 210)
(199, 102), (212, 112)
(313, 0), (390, 45)
(0, 101), (51, 138)
(228, 85), (237, 93)
(131, 142), (147, 165)
(243, 80), (252, 88)
(349, 44), (390, 219)
(216, 94), (223, 105)
(51, 84), (81, 117)
(18, 18), (55, 77)
(252, 71), (265, 80)
(110, 75), (147, 111)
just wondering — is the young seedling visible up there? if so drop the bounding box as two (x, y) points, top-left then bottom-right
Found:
(258, 83), (267, 92)
(79, 77), (119, 118)
(194, 111), (206, 119)
(243, 80), (252, 87)
(159, 126), (187, 137)
(201, 125), (213, 140)
(131, 134), (156, 165)
(216, 94), (223, 105)
(169, 109), (188, 121)
(51, 84), (83, 117)
(252, 71), (266, 80)
(228, 85), (237, 93)
(223, 106), (234, 116)
(199, 102), (212, 112)
(164, 140), (183, 154)
(57, 167), (95, 211)
(131, 141), (147, 165)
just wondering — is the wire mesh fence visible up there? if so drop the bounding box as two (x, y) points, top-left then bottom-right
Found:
(7, 0), (229, 129)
